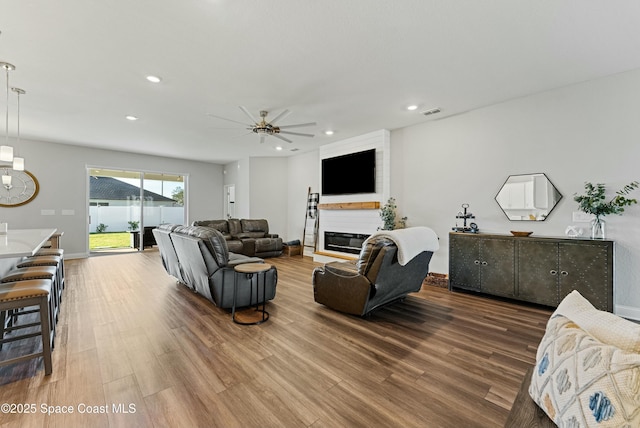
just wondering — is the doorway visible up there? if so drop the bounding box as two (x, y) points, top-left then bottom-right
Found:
(224, 184), (235, 219)
(88, 168), (186, 254)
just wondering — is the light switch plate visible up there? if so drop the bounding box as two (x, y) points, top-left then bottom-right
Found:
(572, 211), (594, 222)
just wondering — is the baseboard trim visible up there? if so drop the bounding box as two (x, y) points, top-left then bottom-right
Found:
(66, 252), (88, 260)
(613, 304), (640, 322)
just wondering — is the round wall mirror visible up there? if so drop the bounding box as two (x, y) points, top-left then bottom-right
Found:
(495, 173), (562, 221)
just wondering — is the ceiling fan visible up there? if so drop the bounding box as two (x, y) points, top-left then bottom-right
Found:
(209, 106), (316, 144)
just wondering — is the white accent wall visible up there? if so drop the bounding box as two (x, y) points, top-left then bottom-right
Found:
(316, 130), (390, 259)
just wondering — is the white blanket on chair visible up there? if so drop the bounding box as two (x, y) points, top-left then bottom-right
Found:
(365, 226), (439, 266)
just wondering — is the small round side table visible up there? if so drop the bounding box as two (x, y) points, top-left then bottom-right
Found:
(232, 263), (271, 325)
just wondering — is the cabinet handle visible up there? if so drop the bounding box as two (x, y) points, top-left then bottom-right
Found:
(481, 261), (488, 266)
(560, 271), (569, 276)
(550, 270), (557, 275)
(474, 260), (480, 265)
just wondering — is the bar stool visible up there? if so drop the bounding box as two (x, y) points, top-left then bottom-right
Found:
(0, 279), (53, 375)
(27, 248), (65, 293)
(17, 255), (64, 308)
(2, 266), (59, 344)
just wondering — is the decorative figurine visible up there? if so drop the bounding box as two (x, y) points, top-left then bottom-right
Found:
(452, 203), (478, 233)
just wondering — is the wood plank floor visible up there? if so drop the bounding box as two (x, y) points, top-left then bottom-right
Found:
(0, 250), (552, 427)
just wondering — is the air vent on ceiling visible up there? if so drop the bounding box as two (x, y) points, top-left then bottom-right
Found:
(290, 148), (299, 151)
(422, 108), (441, 116)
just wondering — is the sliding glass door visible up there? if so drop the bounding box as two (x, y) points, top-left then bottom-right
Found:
(88, 168), (185, 253)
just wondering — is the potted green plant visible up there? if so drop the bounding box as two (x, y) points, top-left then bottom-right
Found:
(573, 181), (639, 239)
(379, 197), (407, 230)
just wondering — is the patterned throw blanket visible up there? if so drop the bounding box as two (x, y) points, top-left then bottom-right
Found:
(366, 226), (439, 265)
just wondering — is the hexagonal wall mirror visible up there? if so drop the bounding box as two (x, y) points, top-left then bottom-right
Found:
(495, 173), (562, 221)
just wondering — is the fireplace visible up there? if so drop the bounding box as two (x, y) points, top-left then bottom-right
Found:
(324, 231), (370, 254)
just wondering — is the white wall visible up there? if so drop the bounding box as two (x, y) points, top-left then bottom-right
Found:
(235, 158), (251, 219)
(286, 150), (320, 244)
(1, 138), (224, 258)
(249, 157), (289, 239)
(390, 67), (640, 319)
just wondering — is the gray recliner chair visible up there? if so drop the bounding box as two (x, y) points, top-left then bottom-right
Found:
(312, 236), (434, 316)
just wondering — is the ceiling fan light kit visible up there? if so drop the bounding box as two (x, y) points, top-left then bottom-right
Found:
(210, 106), (316, 145)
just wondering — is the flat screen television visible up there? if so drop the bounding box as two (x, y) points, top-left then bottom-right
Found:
(321, 149), (376, 195)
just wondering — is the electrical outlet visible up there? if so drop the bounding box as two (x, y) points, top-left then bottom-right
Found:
(572, 211), (593, 222)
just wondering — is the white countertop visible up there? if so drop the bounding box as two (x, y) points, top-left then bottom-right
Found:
(0, 228), (57, 259)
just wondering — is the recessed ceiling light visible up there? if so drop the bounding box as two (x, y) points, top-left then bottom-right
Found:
(275, 146), (283, 151)
(324, 130), (334, 136)
(407, 105), (418, 111)
(125, 115), (138, 121)
(146, 75), (162, 83)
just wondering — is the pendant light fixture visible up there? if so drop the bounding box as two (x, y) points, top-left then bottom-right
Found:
(0, 61), (15, 164)
(0, 30), (28, 185)
(0, 61), (14, 187)
(11, 87), (25, 171)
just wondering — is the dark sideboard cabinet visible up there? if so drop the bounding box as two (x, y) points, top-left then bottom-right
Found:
(448, 232), (613, 311)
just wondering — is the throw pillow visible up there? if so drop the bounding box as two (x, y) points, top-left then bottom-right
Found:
(529, 292), (640, 427)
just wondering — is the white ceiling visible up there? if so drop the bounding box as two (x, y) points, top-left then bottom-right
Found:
(1, 1), (640, 164)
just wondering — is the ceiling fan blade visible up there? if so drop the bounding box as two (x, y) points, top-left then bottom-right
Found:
(278, 122), (317, 129)
(280, 130), (314, 138)
(259, 135), (266, 144)
(269, 109), (291, 125)
(207, 127), (248, 130)
(271, 133), (293, 144)
(207, 113), (252, 127)
(239, 106), (258, 124)
(230, 131), (254, 139)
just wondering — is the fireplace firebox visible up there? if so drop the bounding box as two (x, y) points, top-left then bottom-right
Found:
(324, 231), (370, 254)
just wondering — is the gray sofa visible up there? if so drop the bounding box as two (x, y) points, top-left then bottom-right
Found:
(192, 219), (283, 258)
(153, 224), (277, 309)
(312, 236), (434, 316)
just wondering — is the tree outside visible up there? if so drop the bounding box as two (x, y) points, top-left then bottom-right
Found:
(172, 187), (184, 206)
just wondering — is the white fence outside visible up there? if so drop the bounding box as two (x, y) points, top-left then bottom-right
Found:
(89, 206), (184, 233)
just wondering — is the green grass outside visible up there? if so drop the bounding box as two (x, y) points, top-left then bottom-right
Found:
(90, 232), (131, 249)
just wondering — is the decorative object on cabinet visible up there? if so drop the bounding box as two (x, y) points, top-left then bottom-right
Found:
(510, 231), (533, 237)
(564, 225), (584, 237)
(448, 232), (613, 311)
(495, 173), (562, 221)
(573, 181), (639, 239)
(452, 203), (477, 233)
(378, 197), (407, 230)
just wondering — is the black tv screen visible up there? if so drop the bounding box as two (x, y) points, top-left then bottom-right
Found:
(321, 149), (376, 195)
